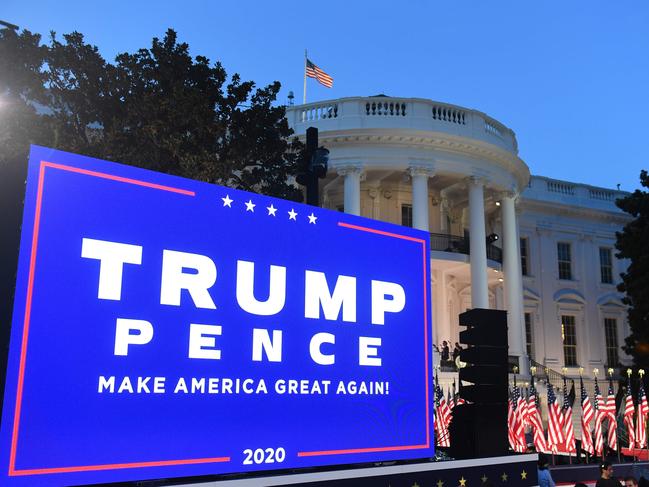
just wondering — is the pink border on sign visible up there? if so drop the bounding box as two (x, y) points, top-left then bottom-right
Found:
(8, 161), (231, 476)
(297, 221), (431, 458)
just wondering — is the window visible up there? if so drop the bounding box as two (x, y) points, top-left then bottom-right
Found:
(524, 312), (534, 359)
(401, 204), (413, 227)
(600, 247), (613, 284)
(604, 318), (619, 367)
(561, 315), (577, 366)
(557, 242), (572, 280)
(520, 237), (529, 276)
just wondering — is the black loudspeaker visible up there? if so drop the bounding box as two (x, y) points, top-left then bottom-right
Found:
(448, 308), (509, 458)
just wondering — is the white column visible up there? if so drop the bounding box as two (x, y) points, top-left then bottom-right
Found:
(409, 166), (435, 231)
(468, 177), (489, 309)
(337, 165), (363, 216)
(502, 193), (528, 374)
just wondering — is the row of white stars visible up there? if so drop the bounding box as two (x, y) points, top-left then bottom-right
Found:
(221, 195), (317, 224)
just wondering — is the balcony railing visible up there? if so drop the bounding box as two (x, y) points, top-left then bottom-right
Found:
(287, 97), (519, 154)
(429, 233), (502, 263)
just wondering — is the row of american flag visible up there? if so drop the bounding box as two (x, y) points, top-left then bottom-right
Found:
(433, 375), (649, 457)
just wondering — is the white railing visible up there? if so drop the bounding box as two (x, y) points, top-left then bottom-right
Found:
(365, 100), (407, 116)
(484, 118), (505, 138)
(547, 181), (575, 195)
(286, 97), (519, 154)
(589, 189), (615, 201)
(299, 102), (339, 122)
(432, 104), (466, 125)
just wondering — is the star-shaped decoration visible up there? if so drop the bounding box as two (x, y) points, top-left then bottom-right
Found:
(481, 474), (488, 483)
(308, 212), (317, 224)
(288, 208), (297, 220)
(436, 480), (444, 487)
(501, 472), (508, 482)
(267, 204), (277, 216)
(245, 200), (256, 212)
(520, 470), (527, 480)
(222, 194), (233, 207)
(459, 477), (467, 486)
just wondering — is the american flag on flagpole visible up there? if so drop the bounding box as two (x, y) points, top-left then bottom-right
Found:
(528, 378), (548, 452)
(305, 59), (333, 88)
(593, 376), (605, 457)
(434, 377), (451, 447)
(624, 382), (636, 449)
(547, 381), (565, 452)
(453, 380), (465, 408)
(636, 380), (649, 448)
(512, 383), (526, 452)
(605, 378), (618, 450)
(447, 385), (455, 412)
(580, 376), (595, 455)
(507, 387), (516, 451)
(562, 378), (576, 453)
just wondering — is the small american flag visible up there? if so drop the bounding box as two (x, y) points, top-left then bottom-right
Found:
(434, 377), (451, 447)
(512, 384), (526, 452)
(605, 379), (618, 450)
(580, 377), (595, 455)
(562, 379), (576, 453)
(637, 382), (649, 448)
(624, 383), (636, 449)
(547, 382), (565, 452)
(306, 59), (333, 88)
(507, 388), (516, 450)
(593, 377), (605, 456)
(528, 379), (548, 452)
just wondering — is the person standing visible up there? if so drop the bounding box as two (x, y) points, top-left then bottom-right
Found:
(595, 462), (622, 487)
(537, 454), (556, 487)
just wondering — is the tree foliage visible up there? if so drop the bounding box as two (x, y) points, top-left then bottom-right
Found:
(616, 170), (649, 367)
(0, 27), (303, 201)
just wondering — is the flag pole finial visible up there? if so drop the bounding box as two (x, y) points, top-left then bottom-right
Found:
(627, 368), (633, 378)
(593, 368), (599, 378)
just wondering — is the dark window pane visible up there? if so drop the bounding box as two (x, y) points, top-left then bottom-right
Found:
(401, 204), (413, 227)
(558, 242), (572, 280)
(604, 318), (619, 367)
(525, 312), (533, 359)
(520, 238), (529, 276)
(562, 315), (577, 366)
(600, 247), (613, 284)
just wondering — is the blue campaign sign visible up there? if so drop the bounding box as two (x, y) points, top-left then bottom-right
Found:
(0, 146), (433, 486)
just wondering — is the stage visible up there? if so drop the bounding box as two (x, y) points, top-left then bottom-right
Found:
(174, 454), (539, 486)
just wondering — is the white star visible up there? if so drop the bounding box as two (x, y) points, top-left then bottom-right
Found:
(308, 213), (317, 224)
(288, 208), (298, 221)
(267, 204), (277, 216)
(245, 200), (256, 212)
(222, 194), (233, 207)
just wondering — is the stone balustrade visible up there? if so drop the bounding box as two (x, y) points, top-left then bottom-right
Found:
(524, 175), (628, 212)
(287, 96), (518, 154)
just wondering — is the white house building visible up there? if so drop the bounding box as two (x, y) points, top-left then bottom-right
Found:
(285, 96), (631, 383)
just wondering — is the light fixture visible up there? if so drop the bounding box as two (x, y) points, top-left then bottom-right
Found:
(495, 201), (501, 207)
(486, 233), (499, 244)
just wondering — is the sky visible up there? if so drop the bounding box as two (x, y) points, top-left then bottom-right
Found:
(3, 0), (648, 191)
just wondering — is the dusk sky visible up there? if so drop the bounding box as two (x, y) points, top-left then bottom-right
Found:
(4, 1), (648, 191)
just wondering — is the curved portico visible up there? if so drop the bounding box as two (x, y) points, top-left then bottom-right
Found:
(287, 96), (531, 373)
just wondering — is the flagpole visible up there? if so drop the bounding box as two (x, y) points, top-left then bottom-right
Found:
(303, 49), (307, 105)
